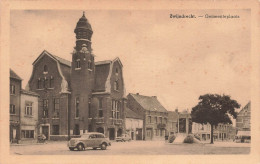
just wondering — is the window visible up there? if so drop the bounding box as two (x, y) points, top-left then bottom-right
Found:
(155, 117), (158, 124)
(43, 78), (48, 88)
(49, 76), (54, 88)
(25, 102), (33, 115)
(53, 98), (59, 118)
(43, 99), (48, 118)
(98, 98), (103, 117)
(44, 65), (48, 73)
(159, 117), (162, 124)
(156, 129), (159, 136)
(164, 118), (167, 124)
(52, 125), (59, 135)
(37, 78), (41, 89)
(112, 100), (120, 118)
(10, 84), (15, 94)
(21, 130), (34, 138)
(75, 97), (79, 118)
(10, 104), (15, 114)
(148, 116), (151, 123)
(76, 59), (81, 69)
(114, 81), (119, 91)
(115, 68), (119, 76)
(88, 60), (92, 70)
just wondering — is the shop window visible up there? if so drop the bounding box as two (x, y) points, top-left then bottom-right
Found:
(21, 130), (34, 138)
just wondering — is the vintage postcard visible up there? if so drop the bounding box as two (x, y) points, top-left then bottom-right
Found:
(1, 0), (260, 164)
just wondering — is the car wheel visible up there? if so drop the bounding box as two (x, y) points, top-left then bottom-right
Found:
(77, 143), (84, 151)
(69, 147), (74, 151)
(101, 143), (107, 150)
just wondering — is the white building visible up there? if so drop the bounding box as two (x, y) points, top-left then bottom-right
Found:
(20, 89), (39, 143)
(125, 108), (143, 140)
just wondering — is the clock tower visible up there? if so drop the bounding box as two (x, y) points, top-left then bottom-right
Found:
(70, 12), (95, 135)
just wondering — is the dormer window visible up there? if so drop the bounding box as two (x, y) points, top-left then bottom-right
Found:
(75, 59), (81, 70)
(44, 65), (48, 74)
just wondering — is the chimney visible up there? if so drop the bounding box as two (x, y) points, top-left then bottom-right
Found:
(136, 93), (139, 95)
(175, 108), (178, 113)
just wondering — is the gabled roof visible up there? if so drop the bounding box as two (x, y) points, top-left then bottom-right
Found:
(238, 101), (251, 115)
(125, 107), (143, 119)
(94, 57), (124, 93)
(10, 69), (22, 81)
(128, 93), (168, 112)
(32, 50), (71, 67)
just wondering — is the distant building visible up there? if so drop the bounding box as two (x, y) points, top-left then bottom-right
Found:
(213, 123), (235, 141)
(127, 93), (168, 140)
(125, 107), (143, 140)
(192, 123), (211, 141)
(236, 101), (251, 131)
(167, 111), (178, 135)
(192, 123), (236, 141)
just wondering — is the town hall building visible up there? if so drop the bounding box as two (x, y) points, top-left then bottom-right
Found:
(27, 12), (126, 140)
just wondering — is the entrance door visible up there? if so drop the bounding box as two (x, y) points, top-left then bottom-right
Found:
(42, 126), (49, 140)
(131, 131), (134, 140)
(109, 128), (115, 140)
(117, 129), (122, 137)
(136, 128), (142, 140)
(146, 129), (152, 140)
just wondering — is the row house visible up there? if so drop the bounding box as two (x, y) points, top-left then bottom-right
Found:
(125, 107), (143, 140)
(27, 12), (126, 140)
(192, 122), (236, 141)
(127, 93), (168, 140)
(10, 69), (39, 143)
(10, 69), (22, 143)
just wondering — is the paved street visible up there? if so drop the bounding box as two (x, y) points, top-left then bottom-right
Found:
(10, 140), (250, 155)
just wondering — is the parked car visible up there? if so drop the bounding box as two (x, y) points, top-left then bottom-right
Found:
(67, 132), (111, 151)
(115, 134), (131, 142)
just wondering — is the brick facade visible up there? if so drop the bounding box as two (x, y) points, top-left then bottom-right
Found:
(27, 13), (126, 140)
(127, 93), (168, 140)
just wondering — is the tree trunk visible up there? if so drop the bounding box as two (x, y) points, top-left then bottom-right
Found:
(210, 124), (214, 144)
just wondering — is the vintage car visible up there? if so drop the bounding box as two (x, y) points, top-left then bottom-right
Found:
(67, 132), (111, 151)
(115, 134), (131, 142)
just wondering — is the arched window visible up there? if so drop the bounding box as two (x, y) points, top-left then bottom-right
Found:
(44, 65), (48, 72)
(76, 59), (81, 69)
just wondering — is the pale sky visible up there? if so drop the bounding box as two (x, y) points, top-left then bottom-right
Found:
(10, 10), (251, 112)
